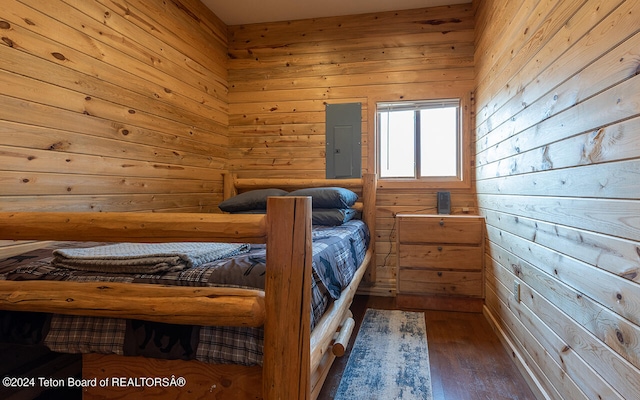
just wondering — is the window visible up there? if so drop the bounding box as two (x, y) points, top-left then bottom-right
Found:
(377, 99), (462, 182)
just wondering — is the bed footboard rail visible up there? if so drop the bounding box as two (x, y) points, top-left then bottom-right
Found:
(0, 211), (267, 243)
(0, 212), (270, 328)
(0, 280), (266, 327)
(0, 197), (315, 400)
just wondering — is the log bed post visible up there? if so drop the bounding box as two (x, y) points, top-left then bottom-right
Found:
(264, 196), (312, 400)
(361, 172), (377, 284)
(223, 172), (238, 200)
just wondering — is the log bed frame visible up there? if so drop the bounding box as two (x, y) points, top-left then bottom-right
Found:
(0, 173), (376, 399)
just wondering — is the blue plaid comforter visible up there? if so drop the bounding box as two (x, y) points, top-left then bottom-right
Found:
(0, 220), (369, 366)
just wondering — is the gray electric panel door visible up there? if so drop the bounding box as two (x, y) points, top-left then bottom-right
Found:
(325, 103), (362, 178)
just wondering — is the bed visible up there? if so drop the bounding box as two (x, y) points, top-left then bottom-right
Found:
(0, 173), (377, 399)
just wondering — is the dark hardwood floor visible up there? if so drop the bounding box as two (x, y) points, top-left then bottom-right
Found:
(318, 295), (537, 400)
(2, 295), (536, 399)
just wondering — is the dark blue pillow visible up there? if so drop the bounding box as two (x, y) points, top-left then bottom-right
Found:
(312, 208), (357, 226)
(218, 188), (288, 212)
(287, 187), (358, 209)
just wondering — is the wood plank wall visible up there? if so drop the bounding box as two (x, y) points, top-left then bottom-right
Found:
(227, 4), (476, 294)
(474, 0), (640, 398)
(0, 0), (228, 256)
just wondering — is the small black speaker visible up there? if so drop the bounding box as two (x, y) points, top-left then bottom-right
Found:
(437, 191), (451, 214)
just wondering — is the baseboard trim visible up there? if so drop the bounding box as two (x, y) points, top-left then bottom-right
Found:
(482, 305), (551, 400)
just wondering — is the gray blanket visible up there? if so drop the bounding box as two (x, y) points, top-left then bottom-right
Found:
(52, 242), (250, 273)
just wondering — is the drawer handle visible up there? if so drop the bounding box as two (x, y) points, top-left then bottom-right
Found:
(437, 272), (443, 276)
(437, 246), (443, 251)
(439, 220), (445, 226)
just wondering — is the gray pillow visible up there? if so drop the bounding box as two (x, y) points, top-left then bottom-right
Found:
(311, 208), (357, 226)
(287, 187), (358, 209)
(218, 188), (288, 212)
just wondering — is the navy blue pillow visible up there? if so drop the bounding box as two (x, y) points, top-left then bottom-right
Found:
(287, 187), (358, 209)
(218, 188), (288, 212)
(311, 208), (357, 226)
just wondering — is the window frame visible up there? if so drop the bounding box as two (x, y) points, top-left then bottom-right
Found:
(375, 96), (471, 190)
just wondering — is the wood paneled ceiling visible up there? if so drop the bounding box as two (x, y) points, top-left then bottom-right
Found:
(202, 0), (470, 25)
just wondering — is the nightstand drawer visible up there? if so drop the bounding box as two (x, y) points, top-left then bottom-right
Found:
(398, 270), (483, 297)
(396, 214), (486, 308)
(398, 244), (483, 271)
(397, 216), (483, 244)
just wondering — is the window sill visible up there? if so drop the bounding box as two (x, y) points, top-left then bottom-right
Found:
(377, 178), (471, 190)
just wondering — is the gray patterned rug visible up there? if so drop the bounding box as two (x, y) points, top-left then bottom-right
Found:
(335, 309), (432, 400)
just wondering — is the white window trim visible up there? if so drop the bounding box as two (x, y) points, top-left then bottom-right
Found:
(375, 97), (470, 190)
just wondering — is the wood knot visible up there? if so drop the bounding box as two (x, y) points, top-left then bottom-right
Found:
(49, 141), (70, 150)
(52, 52), (66, 61)
(511, 264), (522, 275)
(418, 18), (462, 25)
(2, 37), (14, 47)
(616, 330), (624, 344)
(0, 21), (10, 29)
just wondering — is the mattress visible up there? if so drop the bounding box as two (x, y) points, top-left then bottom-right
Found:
(0, 220), (369, 366)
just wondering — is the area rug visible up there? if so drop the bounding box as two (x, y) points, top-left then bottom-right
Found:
(334, 308), (432, 400)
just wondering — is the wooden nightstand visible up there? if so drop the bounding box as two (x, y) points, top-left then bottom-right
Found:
(396, 214), (485, 312)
